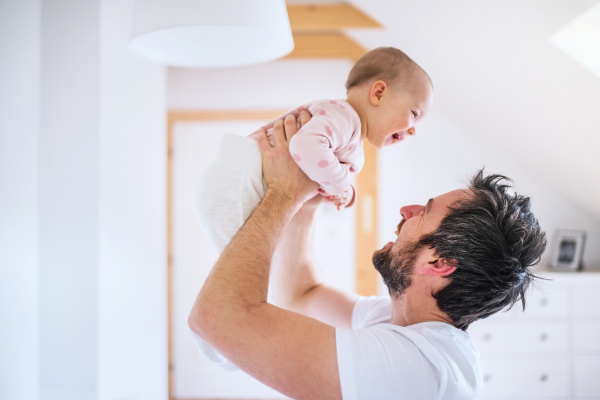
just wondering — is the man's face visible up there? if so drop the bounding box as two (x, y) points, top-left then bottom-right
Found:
(373, 189), (467, 296)
(373, 238), (422, 298)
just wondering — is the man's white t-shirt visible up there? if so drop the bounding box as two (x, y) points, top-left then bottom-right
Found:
(336, 296), (483, 400)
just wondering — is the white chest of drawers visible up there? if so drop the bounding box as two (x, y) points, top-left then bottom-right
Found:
(469, 272), (600, 400)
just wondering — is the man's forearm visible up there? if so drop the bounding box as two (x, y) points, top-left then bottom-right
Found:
(190, 189), (298, 334)
(270, 200), (359, 329)
(270, 207), (324, 310)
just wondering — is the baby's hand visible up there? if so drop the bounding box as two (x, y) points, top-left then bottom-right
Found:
(319, 185), (356, 211)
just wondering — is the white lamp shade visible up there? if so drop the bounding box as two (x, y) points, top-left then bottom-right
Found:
(129, 0), (294, 68)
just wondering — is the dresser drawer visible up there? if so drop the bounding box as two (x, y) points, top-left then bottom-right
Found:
(515, 287), (570, 318)
(479, 357), (570, 397)
(575, 356), (600, 397)
(469, 322), (569, 353)
(574, 321), (600, 351)
(574, 287), (600, 317)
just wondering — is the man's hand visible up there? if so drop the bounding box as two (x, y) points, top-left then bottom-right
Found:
(257, 112), (319, 207)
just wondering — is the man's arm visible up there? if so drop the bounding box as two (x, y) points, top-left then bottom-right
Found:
(270, 193), (359, 329)
(188, 115), (344, 400)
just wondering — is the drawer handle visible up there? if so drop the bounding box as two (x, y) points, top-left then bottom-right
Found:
(540, 297), (548, 306)
(540, 374), (548, 382)
(484, 374), (492, 382)
(540, 333), (548, 342)
(483, 333), (492, 342)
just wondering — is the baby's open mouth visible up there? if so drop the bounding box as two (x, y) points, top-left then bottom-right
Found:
(392, 133), (404, 141)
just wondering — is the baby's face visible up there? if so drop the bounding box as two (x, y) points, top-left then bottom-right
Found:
(367, 80), (434, 149)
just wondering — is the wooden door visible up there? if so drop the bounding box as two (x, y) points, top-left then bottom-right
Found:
(169, 117), (357, 398)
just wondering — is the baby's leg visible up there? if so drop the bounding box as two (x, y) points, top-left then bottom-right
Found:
(192, 132), (265, 371)
(194, 132), (265, 253)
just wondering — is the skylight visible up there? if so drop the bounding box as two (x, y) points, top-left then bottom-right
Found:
(550, 2), (600, 79)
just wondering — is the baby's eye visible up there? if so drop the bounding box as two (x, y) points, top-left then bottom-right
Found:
(412, 111), (418, 118)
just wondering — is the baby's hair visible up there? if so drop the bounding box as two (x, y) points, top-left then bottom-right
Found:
(345, 47), (431, 92)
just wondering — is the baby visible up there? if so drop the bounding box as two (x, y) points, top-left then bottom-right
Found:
(193, 47), (434, 370)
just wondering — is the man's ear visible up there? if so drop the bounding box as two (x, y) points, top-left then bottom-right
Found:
(419, 258), (457, 277)
(369, 80), (388, 105)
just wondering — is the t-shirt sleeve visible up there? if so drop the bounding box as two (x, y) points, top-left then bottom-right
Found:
(337, 299), (483, 400)
(351, 295), (392, 329)
(336, 327), (441, 400)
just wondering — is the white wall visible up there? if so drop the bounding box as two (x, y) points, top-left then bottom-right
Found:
(378, 108), (600, 271)
(349, 0), (600, 221)
(38, 0), (100, 397)
(0, 1), (41, 399)
(98, 0), (167, 399)
(0, 1), (168, 399)
(168, 59), (353, 110)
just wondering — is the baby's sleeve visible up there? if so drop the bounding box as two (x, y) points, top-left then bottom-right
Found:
(288, 105), (352, 195)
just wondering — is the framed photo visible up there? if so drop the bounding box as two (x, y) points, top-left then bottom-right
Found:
(550, 230), (586, 271)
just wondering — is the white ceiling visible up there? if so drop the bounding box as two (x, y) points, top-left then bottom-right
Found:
(343, 0), (600, 221)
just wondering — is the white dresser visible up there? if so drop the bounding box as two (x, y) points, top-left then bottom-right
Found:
(469, 272), (600, 400)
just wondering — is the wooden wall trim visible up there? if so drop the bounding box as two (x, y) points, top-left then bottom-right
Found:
(355, 142), (379, 296)
(166, 110), (284, 399)
(168, 110), (286, 122)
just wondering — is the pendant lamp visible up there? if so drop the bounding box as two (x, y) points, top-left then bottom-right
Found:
(129, 0), (294, 68)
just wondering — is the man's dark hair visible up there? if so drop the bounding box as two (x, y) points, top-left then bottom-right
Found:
(419, 170), (547, 331)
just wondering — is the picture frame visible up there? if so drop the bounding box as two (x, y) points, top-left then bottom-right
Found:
(550, 230), (587, 271)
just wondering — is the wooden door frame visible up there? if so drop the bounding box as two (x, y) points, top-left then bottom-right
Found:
(166, 110), (378, 399)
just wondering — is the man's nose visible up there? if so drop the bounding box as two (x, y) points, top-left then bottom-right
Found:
(400, 204), (426, 220)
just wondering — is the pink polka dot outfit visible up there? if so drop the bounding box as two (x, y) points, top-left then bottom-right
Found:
(248, 99), (364, 196)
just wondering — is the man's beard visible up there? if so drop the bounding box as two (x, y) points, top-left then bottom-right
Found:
(372, 239), (422, 299)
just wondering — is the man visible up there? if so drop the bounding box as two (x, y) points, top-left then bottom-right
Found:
(188, 112), (547, 400)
